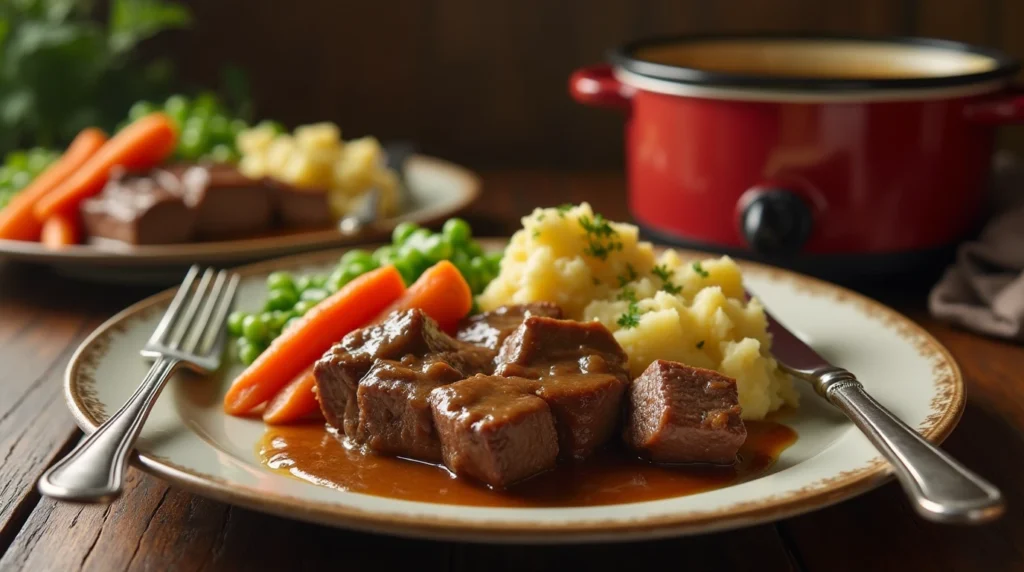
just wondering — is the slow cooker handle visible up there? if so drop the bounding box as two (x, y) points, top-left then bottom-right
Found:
(569, 64), (635, 111)
(739, 188), (813, 258)
(964, 85), (1024, 124)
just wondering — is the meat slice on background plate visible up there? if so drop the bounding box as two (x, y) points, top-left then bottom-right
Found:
(495, 316), (630, 459)
(624, 359), (746, 465)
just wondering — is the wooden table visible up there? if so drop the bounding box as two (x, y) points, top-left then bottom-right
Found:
(2, 172), (1023, 571)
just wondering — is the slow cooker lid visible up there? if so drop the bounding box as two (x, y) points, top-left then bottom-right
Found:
(610, 33), (1020, 92)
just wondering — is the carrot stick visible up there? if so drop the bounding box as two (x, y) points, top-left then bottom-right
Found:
(372, 260), (473, 333)
(260, 261), (474, 425)
(40, 212), (80, 248)
(34, 113), (178, 221)
(0, 128), (107, 241)
(262, 368), (322, 425)
(223, 265), (406, 415)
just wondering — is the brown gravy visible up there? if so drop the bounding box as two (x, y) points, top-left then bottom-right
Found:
(258, 421), (796, 507)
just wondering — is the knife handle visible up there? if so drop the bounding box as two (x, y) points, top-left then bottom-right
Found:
(821, 373), (1003, 524)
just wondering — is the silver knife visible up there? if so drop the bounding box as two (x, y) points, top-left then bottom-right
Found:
(761, 299), (1004, 524)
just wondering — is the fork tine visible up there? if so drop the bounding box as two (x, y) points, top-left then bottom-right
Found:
(149, 265), (200, 346)
(182, 270), (228, 354)
(198, 273), (240, 357)
(167, 268), (214, 350)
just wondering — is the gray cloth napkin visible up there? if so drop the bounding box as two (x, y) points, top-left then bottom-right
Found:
(929, 152), (1024, 340)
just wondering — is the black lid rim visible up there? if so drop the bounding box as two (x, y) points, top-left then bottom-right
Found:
(608, 32), (1021, 92)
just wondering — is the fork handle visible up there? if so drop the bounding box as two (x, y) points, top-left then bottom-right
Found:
(38, 357), (179, 503)
(823, 375), (1004, 524)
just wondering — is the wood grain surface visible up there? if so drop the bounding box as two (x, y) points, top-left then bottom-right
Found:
(1, 172), (1023, 571)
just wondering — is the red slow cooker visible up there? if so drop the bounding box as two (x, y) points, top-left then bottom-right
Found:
(570, 34), (1024, 280)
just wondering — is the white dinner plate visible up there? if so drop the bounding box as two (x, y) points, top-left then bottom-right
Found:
(62, 245), (963, 543)
(0, 155), (479, 285)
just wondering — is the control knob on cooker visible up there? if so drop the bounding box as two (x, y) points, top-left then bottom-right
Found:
(739, 188), (813, 257)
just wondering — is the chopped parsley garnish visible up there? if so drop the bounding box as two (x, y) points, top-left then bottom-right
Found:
(696, 340), (705, 349)
(652, 264), (672, 281)
(616, 287), (641, 329)
(692, 261), (710, 278)
(556, 204), (573, 218)
(661, 281), (682, 295)
(579, 213), (622, 261)
(617, 263), (638, 287)
(616, 287), (637, 302)
(532, 229), (541, 238)
(536, 213), (546, 222)
(652, 263), (682, 294)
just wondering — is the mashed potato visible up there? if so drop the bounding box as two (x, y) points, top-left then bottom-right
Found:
(479, 203), (798, 420)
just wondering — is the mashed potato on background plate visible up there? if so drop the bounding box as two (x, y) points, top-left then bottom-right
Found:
(479, 203), (798, 420)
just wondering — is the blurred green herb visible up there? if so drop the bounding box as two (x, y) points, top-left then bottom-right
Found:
(0, 0), (192, 154)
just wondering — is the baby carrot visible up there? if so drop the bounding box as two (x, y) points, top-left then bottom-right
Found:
(34, 113), (177, 220)
(262, 368), (322, 425)
(0, 128), (106, 241)
(372, 260), (473, 333)
(223, 265), (406, 415)
(40, 212), (80, 248)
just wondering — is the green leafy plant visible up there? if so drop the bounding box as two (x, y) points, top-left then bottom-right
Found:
(0, 0), (192, 155)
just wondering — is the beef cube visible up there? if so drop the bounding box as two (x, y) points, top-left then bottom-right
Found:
(532, 373), (628, 459)
(492, 317), (630, 458)
(355, 359), (464, 463)
(456, 303), (563, 350)
(429, 375), (558, 488)
(80, 168), (198, 245)
(494, 316), (629, 379)
(313, 309), (494, 437)
(625, 359), (746, 465)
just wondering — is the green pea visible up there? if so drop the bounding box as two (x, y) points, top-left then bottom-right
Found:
(268, 310), (293, 331)
(465, 241), (484, 258)
(207, 115), (233, 142)
(421, 235), (453, 262)
(341, 249), (374, 267)
(295, 275), (313, 292)
(404, 228), (431, 250)
(236, 338), (262, 365)
(0, 166), (13, 186)
(129, 100), (159, 121)
(226, 311), (247, 336)
(442, 218), (471, 245)
(345, 261), (373, 278)
(372, 246), (396, 265)
(266, 271), (295, 292)
(397, 245), (428, 272)
(191, 92), (220, 119)
(26, 148), (55, 174)
(230, 119), (249, 137)
(179, 121), (211, 160)
(241, 314), (267, 343)
(327, 269), (348, 291)
(308, 274), (328, 288)
(300, 288), (330, 304)
(283, 317), (302, 332)
(208, 144), (238, 164)
(164, 94), (191, 125)
(394, 259), (418, 285)
(265, 288), (298, 311)
(4, 151), (28, 171)
(293, 300), (315, 316)
(256, 120), (286, 135)
(485, 251), (504, 272)
(392, 221), (419, 245)
(9, 170), (31, 190)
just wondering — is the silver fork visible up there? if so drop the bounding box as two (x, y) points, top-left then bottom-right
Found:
(38, 265), (240, 503)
